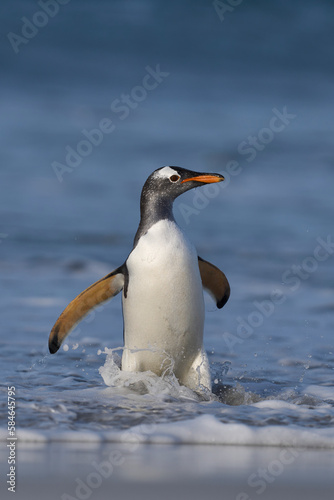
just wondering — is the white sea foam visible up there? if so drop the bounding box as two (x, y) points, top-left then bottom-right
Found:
(99, 347), (203, 401)
(111, 414), (334, 448)
(3, 413), (334, 449)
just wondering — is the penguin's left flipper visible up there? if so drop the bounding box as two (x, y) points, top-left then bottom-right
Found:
(48, 266), (125, 354)
(198, 257), (230, 309)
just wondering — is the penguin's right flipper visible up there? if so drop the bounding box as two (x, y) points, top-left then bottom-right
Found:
(198, 257), (230, 309)
(48, 266), (125, 354)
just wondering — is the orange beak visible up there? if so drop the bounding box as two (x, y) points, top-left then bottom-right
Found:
(181, 174), (224, 184)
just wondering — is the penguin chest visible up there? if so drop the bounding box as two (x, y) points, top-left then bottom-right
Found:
(122, 220), (204, 374)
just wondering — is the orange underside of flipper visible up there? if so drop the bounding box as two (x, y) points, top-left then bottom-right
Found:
(48, 269), (124, 354)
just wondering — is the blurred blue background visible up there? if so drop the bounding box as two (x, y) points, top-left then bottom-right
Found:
(2, 4), (334, 496)
(0, 0), (333, 382)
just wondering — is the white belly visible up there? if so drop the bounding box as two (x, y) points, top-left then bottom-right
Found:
(122, 220), (205, 383)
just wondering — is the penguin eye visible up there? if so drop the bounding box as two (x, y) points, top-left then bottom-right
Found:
(169, 174), (180, 183)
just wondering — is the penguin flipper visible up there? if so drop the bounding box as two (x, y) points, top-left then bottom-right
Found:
(198, 256), (230, 309)
(48, 267), (125, 354)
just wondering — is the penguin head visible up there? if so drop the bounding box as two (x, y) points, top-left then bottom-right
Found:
(135, 166), (225, 245)
(142, 166), (224, 202)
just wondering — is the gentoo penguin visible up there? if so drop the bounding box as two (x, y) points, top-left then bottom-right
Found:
(49, 166), (230, 394)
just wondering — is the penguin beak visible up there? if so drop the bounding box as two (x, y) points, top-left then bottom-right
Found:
(181, 173), (224, 184)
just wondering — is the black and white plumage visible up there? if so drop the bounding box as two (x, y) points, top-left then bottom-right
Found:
(49, 166), (230, 394)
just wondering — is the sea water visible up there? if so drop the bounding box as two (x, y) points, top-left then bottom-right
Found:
(1, 204), (333, 450)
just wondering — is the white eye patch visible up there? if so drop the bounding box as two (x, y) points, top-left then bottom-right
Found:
(154, 166), (179, 179)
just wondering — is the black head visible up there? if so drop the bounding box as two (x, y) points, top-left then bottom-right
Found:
(142, 166), (224, 203)
(134, 166), (224, 246)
